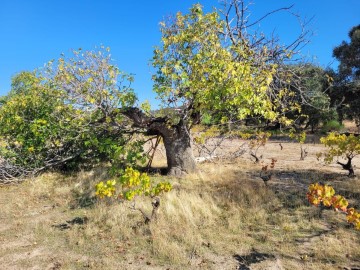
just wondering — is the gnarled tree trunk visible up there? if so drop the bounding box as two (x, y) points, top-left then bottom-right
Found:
(337, 156), (355, 177)
(121, 108), (197, 176)
(162, 122), (196, 176)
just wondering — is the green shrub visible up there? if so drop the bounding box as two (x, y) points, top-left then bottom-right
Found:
(322, 120), (343, 133)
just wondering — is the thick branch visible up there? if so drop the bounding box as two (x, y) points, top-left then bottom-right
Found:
(120, 107), (171, 137)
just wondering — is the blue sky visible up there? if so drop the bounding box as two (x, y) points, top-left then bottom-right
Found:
(0, 0), (359, 105)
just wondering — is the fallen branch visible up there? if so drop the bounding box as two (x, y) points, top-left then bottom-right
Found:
(0, 160), (34, 184)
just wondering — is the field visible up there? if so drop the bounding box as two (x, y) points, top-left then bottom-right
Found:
(0, 138), (359, 270)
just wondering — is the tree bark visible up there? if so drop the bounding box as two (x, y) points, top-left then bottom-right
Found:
(162, 122), (197, 176)
(121, 108), (197, 176)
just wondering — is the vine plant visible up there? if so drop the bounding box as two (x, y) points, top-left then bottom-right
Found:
(289, 129), (307, 160)
(95, 167), (172, 223)
(317, 133), (360, 177)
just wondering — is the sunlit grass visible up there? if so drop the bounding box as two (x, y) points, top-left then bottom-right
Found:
(0, 141), (359, 269)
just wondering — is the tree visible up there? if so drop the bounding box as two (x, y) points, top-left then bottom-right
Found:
(293, 64), (336, 132)
(0, 1), (310, 177)
(268, 63), (336, 132)
(146, 2), (309, 175)
(0, 50), (144, 181)
(333, 25), (360, 82)
(149, 4), (279, 175)
(330, 25), (360, 127)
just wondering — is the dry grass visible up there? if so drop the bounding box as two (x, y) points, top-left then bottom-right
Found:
(0, 140), (359, 269)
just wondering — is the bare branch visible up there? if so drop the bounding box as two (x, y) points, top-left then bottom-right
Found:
(246, 5), (294, 29)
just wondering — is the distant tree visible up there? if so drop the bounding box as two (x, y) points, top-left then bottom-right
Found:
(330, 25), (360, 127)
(333, 25), (360, 82)
(286, 64), (336, 132)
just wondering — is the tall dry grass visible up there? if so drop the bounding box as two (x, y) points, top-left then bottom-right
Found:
(1, 146), (360, 269)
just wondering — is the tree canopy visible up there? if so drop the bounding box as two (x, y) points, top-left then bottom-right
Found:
(333, 25), (360, 82)
(153, 4), (278, 124)
(330, 25), (360, 127)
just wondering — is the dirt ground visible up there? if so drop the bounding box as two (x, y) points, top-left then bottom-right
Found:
(0, 137), (359, 270)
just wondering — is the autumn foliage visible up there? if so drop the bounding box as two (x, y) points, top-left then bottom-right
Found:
(95, 167), (172, 201)
(307, 183), (360, 230)
(319, 133), (360, 163)
(317, 132), (360, 176)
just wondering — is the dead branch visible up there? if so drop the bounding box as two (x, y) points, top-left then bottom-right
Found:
(0, 160), (34, 184)
(146, 136), (162, 168)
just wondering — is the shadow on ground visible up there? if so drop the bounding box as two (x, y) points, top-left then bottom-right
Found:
(52, 216), (88, 231)
(233, 250), (275, 270)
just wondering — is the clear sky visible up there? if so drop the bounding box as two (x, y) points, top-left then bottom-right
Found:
(0, 0), (359, 105)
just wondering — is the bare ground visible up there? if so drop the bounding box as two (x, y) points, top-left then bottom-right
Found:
(0, 139), (359, 270)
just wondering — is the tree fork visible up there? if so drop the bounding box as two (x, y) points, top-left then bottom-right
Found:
(121, 108), (197, 176)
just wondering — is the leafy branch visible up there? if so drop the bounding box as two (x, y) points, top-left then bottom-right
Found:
(307, 183), (360, 230)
